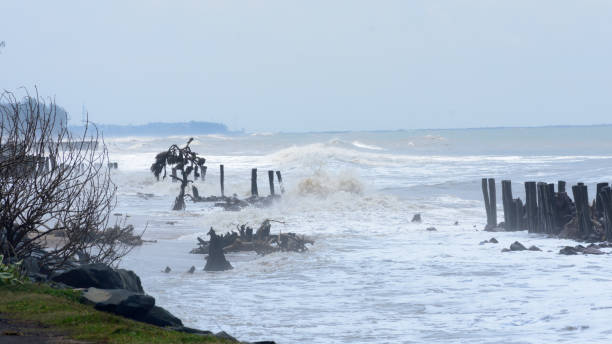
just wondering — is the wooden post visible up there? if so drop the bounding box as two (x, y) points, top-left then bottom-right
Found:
(501, 180), (514, 230)
(596, 182), (609, 217)
(220, 165), (225, 197)
(276, 171), (285, 194)
(268, 170), (275, 196)
(525, 181), (538, 233)
(488, 178), (497, 228)
(558, 180), (566, 194)
(514, 198), (524, 230)
(580, 184), (593, 238)
(251, 168), (258, 197)
(537, 182), (550, 233)
(547, 183), (558, 234)
(482, 178), (492, 228)
(598, 186), (612, 241)
(201, 166), (207, 181)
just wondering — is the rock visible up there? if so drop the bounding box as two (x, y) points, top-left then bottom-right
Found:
(479, 240), (488, 245)
(528, 245), (542, 251)
(204, 228), (233, 271)
(187, 266), (195, 273)
(52, 263), (144, 293)
(82, 288), (155, 318)
(135, 306), (183, 327)
(163, 266), (171, 273)
(509, 241), (527, 251)
(411, 214), (422, 223)
(583, 246), (604, 255)
(175, 326), (212, 335)
(559, 246), (579, 255)
(216, 331), (238, 342)
(454, 221), (459, 226)
(426, 227), (437, 231)
(489, 237), (498, 243)
(501, 248), (511, 252)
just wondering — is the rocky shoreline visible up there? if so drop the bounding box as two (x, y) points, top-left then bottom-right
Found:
(19, 260), (275, 344)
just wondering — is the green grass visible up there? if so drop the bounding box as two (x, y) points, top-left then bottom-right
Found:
(0, 283), (228, 344)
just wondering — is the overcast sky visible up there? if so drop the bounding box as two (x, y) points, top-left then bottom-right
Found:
(1, 1), (611, 132)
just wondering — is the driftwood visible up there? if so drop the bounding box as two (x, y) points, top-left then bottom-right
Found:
(190, 185), (280, 211)
(191, 220), (313, 256)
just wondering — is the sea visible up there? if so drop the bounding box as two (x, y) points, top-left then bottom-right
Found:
(107, 126), (612, 344)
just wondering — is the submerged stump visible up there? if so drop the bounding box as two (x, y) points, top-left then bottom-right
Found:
(204, 228), (233, 271)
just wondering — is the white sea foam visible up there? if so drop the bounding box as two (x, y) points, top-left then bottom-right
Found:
(112, 129), (612, 343)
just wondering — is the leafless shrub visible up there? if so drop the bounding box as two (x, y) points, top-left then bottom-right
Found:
(0, 88), (131, 270)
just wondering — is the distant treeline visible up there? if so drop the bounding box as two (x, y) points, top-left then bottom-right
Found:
(71, 121), (230, 137)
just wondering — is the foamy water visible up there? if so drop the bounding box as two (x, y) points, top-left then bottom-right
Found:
(113, 128), (612, 343)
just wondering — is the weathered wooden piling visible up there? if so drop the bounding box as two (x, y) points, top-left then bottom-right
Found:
(220, 164), (225, 197)
(488, 178), (497, 227)
(598, 186), (612, 241)
(525, 181), (538, 233)
(268, 170), (275, 196)
(251, 168), (258, 197)
(482, 178), (493, 228)
(501, 180), (514, 230)
(558, 180), (566, 194)
(276, 171), (285, 194)
(514, 198), (525, 230)
(572, 183), (593, 239)
(596, 182), (609, 216)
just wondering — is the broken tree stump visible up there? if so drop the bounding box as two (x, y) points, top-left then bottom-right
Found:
(204, 228), (233, 271)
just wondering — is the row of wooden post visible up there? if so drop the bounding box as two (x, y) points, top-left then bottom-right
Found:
(170, 164), (285, 197)
(250, 168), (285, 197)
(483, 178), (612, 239)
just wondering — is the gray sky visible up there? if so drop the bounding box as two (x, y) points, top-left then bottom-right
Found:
(1, 1), (611, 132)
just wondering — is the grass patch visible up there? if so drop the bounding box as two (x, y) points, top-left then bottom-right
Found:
(0, 283), (228, 344)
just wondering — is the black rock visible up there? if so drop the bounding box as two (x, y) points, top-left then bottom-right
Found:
(559, 246), (579, 255)
(426, 227), (437, 231)
(501, 248), (511, 252)
(583, 246), (604, 255)
(187, 266), (195, 273)
(489, 238), (498, 243)
(163, 266), (171, 273)
(82, 288), (155, 318)
(175, 326), (212, 335)
(411, 214), (422, 223)
(135, 305), (184, 327)
(52, 264), (144, 293)
(528, 245), (542, 251)
(509, 241), (527, 251)
(216, 331), (238, 342)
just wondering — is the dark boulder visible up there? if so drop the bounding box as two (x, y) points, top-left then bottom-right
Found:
(135, 306), (184, 327)
(52, 263), (144, 293)
(528, 245), (542, 251)
(411, 214), (422, 223)
(82, 288), (155, 318)
(559, 246), (579, 255)
(489, 237), (498, 243)
(426, 227), (437, 231)
(216, 331), (238, 342)
(583, 246), (604, 255)
(510, 241), (527, 251)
